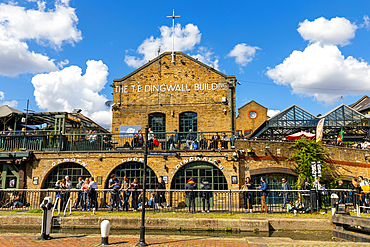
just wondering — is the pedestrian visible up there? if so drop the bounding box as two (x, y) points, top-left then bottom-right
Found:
(155, 176), (167, 209)
(130, 178), (140, 212)
(257, 177), (268, 213)
(185, 178), (197, 213)
(312, 177), (323, 210)
(279, 178), (291, 209)
(120, 176), (130, 212)
(200, 178), (211, 213)
(89, 177), (98, 210)
(74, 177), (84, 209)
(81, 178), (90, 211)
(108, 174), (121, 211)
(240, 177), (254, 213)
(349, 178), (360, 210)
(301, 179), (311, 213)
(358, 176), (370, 213)
(336, 180), (346, 204)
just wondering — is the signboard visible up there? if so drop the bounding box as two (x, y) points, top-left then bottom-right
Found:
(33, 177), (39, 185)
(148, 152), (177, 156)
(311, 161), (322, 177)
(163, 176), (168, 184)
(316, 118), (325, 142)
(119, 125), (141, 138)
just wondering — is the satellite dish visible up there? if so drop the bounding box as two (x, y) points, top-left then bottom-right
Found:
(105, 101), (113, 107)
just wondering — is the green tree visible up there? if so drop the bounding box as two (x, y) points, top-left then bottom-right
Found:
(287, 137), (337, 188)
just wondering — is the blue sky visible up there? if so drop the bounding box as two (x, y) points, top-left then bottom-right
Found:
(1, 0), (370, 128)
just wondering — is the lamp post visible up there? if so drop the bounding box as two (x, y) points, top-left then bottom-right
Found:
(365, 154), (370, 179)
(137, 125), (149, 246)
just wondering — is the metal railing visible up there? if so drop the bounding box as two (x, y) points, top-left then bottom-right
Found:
(0, 131), (235, 152)
(0, 188), (359, 214)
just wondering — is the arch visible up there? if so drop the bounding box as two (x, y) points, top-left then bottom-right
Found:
(105, 161), (158, 189)
(179, 111), (197, 133)
(42, 162), (92, 189)
(171, 161), (228, 190)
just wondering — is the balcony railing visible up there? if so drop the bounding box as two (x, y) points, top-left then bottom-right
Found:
(0, 131), (235, 152)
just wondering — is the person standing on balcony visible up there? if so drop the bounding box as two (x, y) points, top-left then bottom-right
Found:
(186, 129), (196, 150)
(279, 178), (291, 209)
(221, 133), (229, 149)
(197, 131), (206, 149)
(174, 129), (179, 149)
(148, 128), (154, 150)
(185, 178), (197, 213)
(210, 132), (220, 149)
(257, 177), (268, 213)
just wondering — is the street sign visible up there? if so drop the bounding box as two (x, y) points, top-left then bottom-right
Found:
(311, 161), (322, 177)
(148, 152), (177, 156)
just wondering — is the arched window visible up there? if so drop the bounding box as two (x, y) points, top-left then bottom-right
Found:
(43, 163), (91, 189)
(149, 113), (166, 139)
(171, 162), (227, 190)
(106, 162), (158, 189)
(179, 112), (197, 133)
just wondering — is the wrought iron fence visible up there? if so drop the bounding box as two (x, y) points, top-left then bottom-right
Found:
(0, 189), (358, 214)
(0, 131), (235, 152)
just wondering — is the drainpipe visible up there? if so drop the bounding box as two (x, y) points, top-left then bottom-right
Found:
(227, 80), (235, 134)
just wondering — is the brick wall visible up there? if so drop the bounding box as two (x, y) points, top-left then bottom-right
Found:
(111, 52), (236, 133)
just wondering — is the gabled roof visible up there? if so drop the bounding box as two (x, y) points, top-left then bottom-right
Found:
(113, 51), (235, 83)
(0, 105), (23, 118)
(268, 104), (317, 121)
(349, 95), (370, 113)
(238, 100), (267, 112)
(320, 104), (366, 118)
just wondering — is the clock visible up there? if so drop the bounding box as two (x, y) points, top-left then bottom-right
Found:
(249, 110), (257, 119)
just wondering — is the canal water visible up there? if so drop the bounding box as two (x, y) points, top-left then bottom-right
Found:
(0, 227), (333, 241)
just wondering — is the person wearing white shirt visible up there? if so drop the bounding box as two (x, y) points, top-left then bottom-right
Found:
(89, 177), (98, 209)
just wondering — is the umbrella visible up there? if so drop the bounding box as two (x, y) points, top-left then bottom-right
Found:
(286, 131), (315, 140)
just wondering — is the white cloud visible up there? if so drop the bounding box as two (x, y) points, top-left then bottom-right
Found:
(0, 91), (18, 107)
(125, 23), (202, 68)
(192, 47), (219, 70)
(268, 109), (280, 118)
(0, 0), (82, 76)
(266, 17), (370, 105)
(227, 43), (260, 73)
(361, 15), (370, 30)
(31, 60), (111, 127)
(297, 17), (357, 46)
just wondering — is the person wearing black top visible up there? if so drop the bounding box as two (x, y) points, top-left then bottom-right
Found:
(336, 180), (346, 204)
(155, 176), (166, 208)
(301, 179), (311, 212)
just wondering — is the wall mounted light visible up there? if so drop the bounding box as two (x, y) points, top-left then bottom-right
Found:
(164, 164), (167, 169)
(196, 153), (202, 157)
(163, 156), (168, 160)
(99, 157), (103, 162)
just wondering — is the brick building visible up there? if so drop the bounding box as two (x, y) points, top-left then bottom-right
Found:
(111, 51), (236, 135)
(236, 100), (268, 138)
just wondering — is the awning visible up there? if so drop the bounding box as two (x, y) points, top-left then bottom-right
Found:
(286, 131), (315, 140)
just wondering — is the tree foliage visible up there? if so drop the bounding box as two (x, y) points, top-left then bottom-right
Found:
(287, 137), (337, 187)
